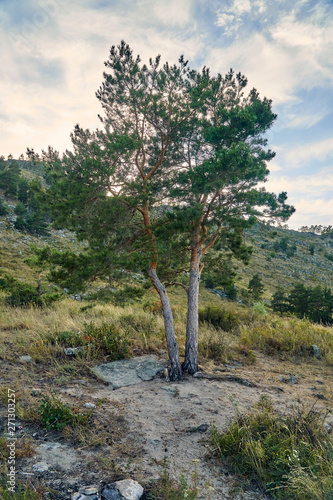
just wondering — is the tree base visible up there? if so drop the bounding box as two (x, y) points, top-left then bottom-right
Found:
(168, 363), (183, 381)
(182, 359), (198, 376)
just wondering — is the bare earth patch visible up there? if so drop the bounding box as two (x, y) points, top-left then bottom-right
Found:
(1, 353), (332, 499)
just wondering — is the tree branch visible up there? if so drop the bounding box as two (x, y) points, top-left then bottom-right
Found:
(164, 281), (189, 294)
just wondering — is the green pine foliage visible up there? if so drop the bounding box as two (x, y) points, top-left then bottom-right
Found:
(248, 273), (265, 301)
(0, 157), (21, 197)
(0, 274), (61, 307)
(17, 178), (30, 204)
(0, 197), (7, 215)
(271, 284), (333, 324)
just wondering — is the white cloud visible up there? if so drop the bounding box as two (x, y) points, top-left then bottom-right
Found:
(284, 111), (328, 129)
(287, 198), (333, 229)
(264, 166), (333, 228)
(0, 0), (204, 157)
(233, 0), (251, 14)
(153, 0), (192, 26)
(216, 13), (235, 27)
(285, 138), (333, 167)
(206, 34), (302, 104)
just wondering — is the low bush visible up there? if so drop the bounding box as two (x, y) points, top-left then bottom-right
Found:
(43, 322), (130, 360)
(239, 316), (333, 358)
(83, 322), (130, 359)
(199, 306), (239, 332)
(44, 329), (83, 347)
(38, 394), (91, 431)
(0, 481), (45, 500)
(211, 396), (333, 499)
(252, 302), (267, 317)
(0, 274), (62, 307)
(145, 458), (198, 500)
(0, 198), (8, 215)
(198, 328), (227, 363)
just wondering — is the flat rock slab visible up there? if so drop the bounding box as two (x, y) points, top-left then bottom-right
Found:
(92, 355), (167, 389)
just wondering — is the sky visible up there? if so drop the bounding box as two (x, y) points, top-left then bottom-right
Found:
(1, 0), (333, 229)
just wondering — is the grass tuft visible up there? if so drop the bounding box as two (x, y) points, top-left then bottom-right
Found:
(211, 396), (333, 499)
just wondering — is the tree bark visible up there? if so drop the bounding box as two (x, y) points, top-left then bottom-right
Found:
(183, 247), (201, 374)
(148, 264), (182, 381)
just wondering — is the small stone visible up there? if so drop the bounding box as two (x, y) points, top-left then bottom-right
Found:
(32, 462), (49, 473)
(81, 486), (98, 495)
(71, 494), (83, 500)
(64, 347), (84, 356)
(115, 479), (144, 500)
(324, 423), (332, 434)
(161, 386), (178, 394)
(311, 345), (321, 358)
(288, 375), (297, 384)
(83, 403), (96, 409)
(196, 423), (209, 432)
(271, 386), (285, 392)
(19, 355), (32, 363)
(101, 486), (123, 500)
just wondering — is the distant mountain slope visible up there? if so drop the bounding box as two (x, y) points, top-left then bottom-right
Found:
(236, 224), (333, 298)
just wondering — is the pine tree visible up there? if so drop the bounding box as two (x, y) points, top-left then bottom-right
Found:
(32, 41), (295, 378)
(288, 283), (309, 319)
(271, 288), (289, 316)
(18, 178), (30, 204)
(0, 157), (21, 197)
(248, 273), (265, 301)
(0, 197), (8, 216)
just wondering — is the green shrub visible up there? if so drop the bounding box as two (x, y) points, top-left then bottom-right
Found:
(211, 396), (333, 499)
(198, 329), (227, 362)
(83, 322), (130, 359)
(252, 302), (267, 316)
(5, 281), (61, 307)
(225, 283), (238, 300)
(14, 201), (26, 216)
(199, 306), (239, 332)
(0, 198), (8, 215)
(44, 330), (83, 347)
(38, 394), (90, 431)
(0, 480), (45, 500)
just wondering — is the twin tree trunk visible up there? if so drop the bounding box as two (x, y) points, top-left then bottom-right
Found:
(148, 264), (183, 381)
(148, 244), (204, 379)
(183, 247), (202, 374)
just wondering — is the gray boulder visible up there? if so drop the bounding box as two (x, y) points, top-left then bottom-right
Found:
(93, 355), (167, 389)
(102, 480), (143, 500)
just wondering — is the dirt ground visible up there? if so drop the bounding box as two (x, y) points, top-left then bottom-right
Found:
(1, 353), (332, 499)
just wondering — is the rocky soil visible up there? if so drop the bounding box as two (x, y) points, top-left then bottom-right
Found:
(1, 353), (332, 500)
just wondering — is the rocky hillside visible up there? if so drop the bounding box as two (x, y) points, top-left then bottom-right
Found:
(237, 224), (333, 298)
